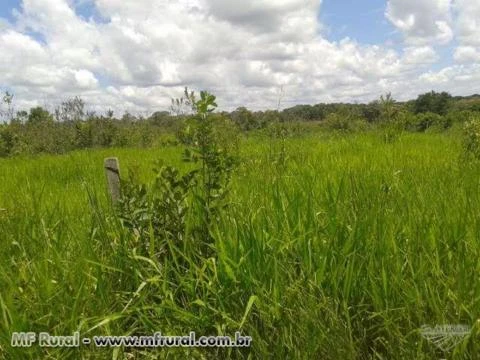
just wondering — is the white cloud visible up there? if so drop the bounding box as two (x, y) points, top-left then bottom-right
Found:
(74, 69), (98, 89)
(455, 0), (480, 46)
(0, 0), (478, 114)
(454, 46), (480, 63)
(386, 0), (453, 45)
(451, 0), (480, 65)
(403, 46), (439, 64)
(419, 64), (480, 90)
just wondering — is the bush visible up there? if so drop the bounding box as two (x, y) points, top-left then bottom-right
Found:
(409, 112), (444, 132)
(0, 125), (17, 156)
(445, 110), (476, 125)
(118, 163), (198, 259)
(176, 117), (199, 145)
(119, 90), (238, 259)
(462, 117), (480, 160)
(414, 91), (452, 115)
(322, 113), (369, 132)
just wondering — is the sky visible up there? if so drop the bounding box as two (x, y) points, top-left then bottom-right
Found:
(0, 0), (479, 114)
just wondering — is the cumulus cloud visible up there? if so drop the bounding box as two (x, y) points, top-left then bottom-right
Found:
(386, 0), (453, 45)
(419, 64), (480, 91)
(454, 46), (480, 63)
(403, 46), (439, 64)
(455, 0), (480, 46)
(0, 0), (478, 114)
(451, 0), (480, 65)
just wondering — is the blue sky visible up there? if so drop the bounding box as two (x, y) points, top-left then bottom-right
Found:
(321, 0), (395, 44)
(0, 0), (19, 21)
(0, 0), (479, 113)
(3, 0), (399, 45)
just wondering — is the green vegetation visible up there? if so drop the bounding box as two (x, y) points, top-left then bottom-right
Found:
(2, 90), (480, 158)
(1, 90), (480, 358)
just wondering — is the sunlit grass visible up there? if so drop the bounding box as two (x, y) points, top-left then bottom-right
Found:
(1, 131), (479, 359)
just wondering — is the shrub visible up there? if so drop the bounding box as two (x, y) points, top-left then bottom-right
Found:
(445, 110), (476, 125)
(118, 90), (238, 259)
(409, 112), (444, 132)
(0, 125), (17, 156)
(414, 91), (452, 115)
(323, 113), (351, 131)
(462, 117), (480, 160)
(322, 113), (369, 133)
(117, 162), (198, 259)
(177, 117), (199, 146)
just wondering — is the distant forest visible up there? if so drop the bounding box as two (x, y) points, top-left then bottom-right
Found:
(1, 90), (480, 157)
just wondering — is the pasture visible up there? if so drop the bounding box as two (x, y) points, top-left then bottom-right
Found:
(1, 130), (479, 359)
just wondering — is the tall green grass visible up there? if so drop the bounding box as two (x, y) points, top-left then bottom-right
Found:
(1, 131), (480, 359)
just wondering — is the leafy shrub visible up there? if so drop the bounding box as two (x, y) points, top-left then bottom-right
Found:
(265, 121), (314, 138)
(230, 107), (259, 130)
(408, 112), (444, 132)
(394, 111), (416, 130)
(182, 92), (238, 238)
(414, 91), (452, 115)
(176, 117), (199, 146)
(445, 110), (476, 125)
(323, 113), (351, 131)
(0, 125), (18, 156)
(118, 90), (238, 260)
(462, 117), (480, 160)
(322, 113), (369, 132)
(117, 162), (198, 258)
(154, 133), (179, 147)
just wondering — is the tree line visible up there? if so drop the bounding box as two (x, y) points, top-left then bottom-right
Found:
(1, 90), (479, 157)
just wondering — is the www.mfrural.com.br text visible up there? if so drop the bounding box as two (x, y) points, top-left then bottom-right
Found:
(11, 331), (252, 348)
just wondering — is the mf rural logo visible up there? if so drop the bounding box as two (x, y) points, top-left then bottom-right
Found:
(420, 324), (471, 352)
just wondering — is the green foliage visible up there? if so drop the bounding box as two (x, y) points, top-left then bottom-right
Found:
(119, 89), (238, 260)
(380, 121), (403, 143)
(55, 96), (85, 122)
(2, 91), (479, 158)
(0, 125), (18, 156)
(412, 112), (445, 132)
(414, 91), (453, 115)
(182, 91), (238, 242)
(462, 117), (480, 160)
(4, 134), (480, 358)
(27, 106), (54, 125)
(445, 110), (476, 125)
(176, 117), (199, 146)
(231, 107), (259, 131)
(322, 112), (369, 132)
(378, 92), (398, 122)
(170, 87), (196, 116)
(117, 162), (198, 259)
(323, 113), (351, 131)
(265, 121), (314, 138)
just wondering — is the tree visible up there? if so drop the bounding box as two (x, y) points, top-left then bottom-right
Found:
(170, 87), (196, 116)
(231, 107), (257, 130)
(379, 92), (397, 122)
(55, 96), (85, 122)
(28, 107), (54, 125)
(2, 91), (14, 121)
(361, 102), (381, 122)
(14, 110), (28, 124)
(414, 91), (452, 115)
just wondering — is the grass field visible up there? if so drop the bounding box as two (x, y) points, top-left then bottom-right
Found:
(1, 130), (480, 359)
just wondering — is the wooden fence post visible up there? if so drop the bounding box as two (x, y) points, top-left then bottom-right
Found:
(104, 157), (121, 204)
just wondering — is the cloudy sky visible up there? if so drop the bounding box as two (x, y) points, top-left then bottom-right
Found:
(0, 0), (479, 114)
